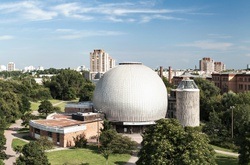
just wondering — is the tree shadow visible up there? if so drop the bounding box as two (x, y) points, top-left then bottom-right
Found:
(115, 161), (133, 165)
(215, 155), (238, 165)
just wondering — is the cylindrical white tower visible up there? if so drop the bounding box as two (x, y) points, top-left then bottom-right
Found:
(176, 78), (200, 127)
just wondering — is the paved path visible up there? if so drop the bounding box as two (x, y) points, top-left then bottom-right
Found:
(4, 119), (24, 165)
(215, 149), (239, 157)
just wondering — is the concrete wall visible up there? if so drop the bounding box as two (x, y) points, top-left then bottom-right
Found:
(176, 90), (200, 127)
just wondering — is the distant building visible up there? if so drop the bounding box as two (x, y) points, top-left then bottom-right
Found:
(0, 65), (6, 71)
(36, 66), (44, 71)
(89, 49), (115, 80)
(64, 102), (93, 113)
(24, 66), (35, 72)
(7, 62), (15, 71)
(211, 72), (250, 93)
(214, 62), (226, 73)
(199, 57), (226, 73)
(199, 57), (214, 73)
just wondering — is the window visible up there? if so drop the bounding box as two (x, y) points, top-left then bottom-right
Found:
(48, 132), (52, 138)
(57, 133), (60, 143)
(34, 128), (40, 134)
(239, 84), (243, 90)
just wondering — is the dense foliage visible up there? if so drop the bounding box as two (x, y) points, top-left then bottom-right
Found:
(16, 141), (50, 165)
(44, 69), (94, 100)
(137, 119), (216, 165)
(73, 134), (87, 148)
(38, 100), (56, 116)
(194, 78), (221, 121)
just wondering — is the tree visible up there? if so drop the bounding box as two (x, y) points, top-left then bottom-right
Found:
(21, 112), (37, 127)
(194, 78), (221, 121)
(99, 129), (137, 164)
(137, 119), (216, 165)
(203, 110), (230, 147)
(233, 104), (250, 164)
(0, 131), (7, 161)
(38, 100), (54, 116)
(16, 141), (50, 165)
(79, 83), (95, 102)
(45, 69), (86, 100)
(73, 134), (87, 148)
(36, 137), (54, 150)
(162, 76), (174, 93)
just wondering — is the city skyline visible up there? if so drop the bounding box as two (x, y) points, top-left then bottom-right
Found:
(0, 0), (249, 70)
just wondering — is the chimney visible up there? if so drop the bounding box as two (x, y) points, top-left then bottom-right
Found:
(159, 66), (163, 78)
(168, 66), (172, 83)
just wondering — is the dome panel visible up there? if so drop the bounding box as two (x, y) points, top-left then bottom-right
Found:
(93, 63), (168, 122)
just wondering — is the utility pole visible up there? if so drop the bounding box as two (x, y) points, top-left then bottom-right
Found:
(231, 106), (234, 139)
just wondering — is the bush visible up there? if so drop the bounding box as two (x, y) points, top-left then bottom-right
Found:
(73, 134), (87, 148)
(36, 136), (54, 150)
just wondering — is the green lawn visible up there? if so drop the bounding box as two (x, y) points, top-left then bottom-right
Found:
(12, 138), (28, 149)
(47, 148), (130, 165)
(30, 101), (41, 111)
(215, 153), (238, 165)
(30, 99), (79, 112)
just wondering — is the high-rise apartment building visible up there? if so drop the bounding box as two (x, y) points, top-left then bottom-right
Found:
(90, 49), (115, 80)
(214, 62), (226, 73)
(199, 57), (225, 73)
(199, 57), (214, 73)
(7, 62), (15, 71)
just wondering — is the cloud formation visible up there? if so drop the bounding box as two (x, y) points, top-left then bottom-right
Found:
(179, 40), (233, 51)
(0, 35), (14, 40)
(55, 29), (125, 39)
(0, 1), (205, 23)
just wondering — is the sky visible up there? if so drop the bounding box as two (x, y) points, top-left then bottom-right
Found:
(0, 0), (250, 70)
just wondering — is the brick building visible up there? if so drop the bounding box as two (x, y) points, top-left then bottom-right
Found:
(29, 113), (103, 147)
(212, 72), (250, 93)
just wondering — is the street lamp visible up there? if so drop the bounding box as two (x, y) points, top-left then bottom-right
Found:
(230, 106), (235, 139)
(95, 109), (102, 148)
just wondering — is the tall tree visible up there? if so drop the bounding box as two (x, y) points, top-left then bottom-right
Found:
(137, 119), (216, 165)
(45, 69), (86, 100)
(16, 141), (50, 165)
(38, 100), (54, 116)
(194, 78), (221, 121)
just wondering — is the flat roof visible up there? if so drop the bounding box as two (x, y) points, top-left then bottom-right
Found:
(32, 119), (84, 128)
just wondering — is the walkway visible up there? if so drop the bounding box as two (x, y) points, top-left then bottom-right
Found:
(215, 149), (239, 157)
(3, 119), (24, 165)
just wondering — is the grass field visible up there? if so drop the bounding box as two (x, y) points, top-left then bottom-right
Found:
(30, 99), (79, 112)
(215, 153), (238, 165)
(11, 138), (28, 149)
(30, 101), (41, 111)
(47, 148), (130, 165)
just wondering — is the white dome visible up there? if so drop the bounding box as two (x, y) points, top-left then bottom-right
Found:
(93, 63), (168, 122)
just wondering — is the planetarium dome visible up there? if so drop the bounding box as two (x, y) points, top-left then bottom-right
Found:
(93, 62), (168, 123)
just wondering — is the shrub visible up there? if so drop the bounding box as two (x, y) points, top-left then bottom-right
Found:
(73, 134), (87, 148)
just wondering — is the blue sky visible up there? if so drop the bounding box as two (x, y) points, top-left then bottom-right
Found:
(0, 0), (250, 70)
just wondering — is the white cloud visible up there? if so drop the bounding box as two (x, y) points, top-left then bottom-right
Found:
(208, 34), (232, 39)
(0, 35), (14, 40)
(140, 14), (185, 23)
(56, 29), (125, 39)
(0, 1), (57, 21)
(0, 1), (208, 23)
(179, 40), (233, 50)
